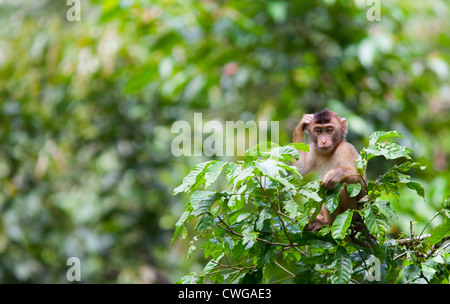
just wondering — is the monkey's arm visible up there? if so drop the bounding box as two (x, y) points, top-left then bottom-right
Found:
(321, 142), (364, 189)
(321, 166), (362, 189)
(293, 114), (314, 175)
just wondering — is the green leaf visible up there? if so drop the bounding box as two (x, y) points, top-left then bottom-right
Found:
(403, 265), (421, 283)
(406, 182), (425, 200)
(396, 161), (425, 172)
(269, 145), (300, 162)
(203, 253), (224, 274)
(254, 159), (282, 177)
(325, 183), (344, 213)
(300, 254), (326, 265)
(331, 210), (353, 240)
(363, 131), (413, 162)
(242, 232), (259, 246)
(254, 159), (296, 190)
(375, 200), (397, 220)
(245, 142), (277, 158)
(255, 208), (272, 231)
(442, 196), (450, 210)
(241, 269), (263, 284)
(204, 161), (228, 189)
(355, 154), (367, 175)
(236, 212), (252, 223)
(230, 165), (255, 189)
(257, 243), (275, 267)
(195, 212), (214, 232)
(190, 191), (222, 217)
(293, 267), (313, 284)
(364, 204), (388, 238)
(298, 188), (322, 202)
(283, 199), (300, 219)
(365, 142), (412, 160)
(430, 218), (450, 245)
(173, 161), (215, 195)
(347, 183), (361, 197)
(242, 228), (259, 246)
(368, 131), (403, 146)
(177, 273), (200, 284)
(277, 162), (302, 178)
(331, 247), (353, 284)
(288, 142), (310, 153)
(172, 211), (191, 245)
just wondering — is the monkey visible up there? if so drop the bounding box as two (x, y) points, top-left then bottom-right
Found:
(293, 109), (364, 231)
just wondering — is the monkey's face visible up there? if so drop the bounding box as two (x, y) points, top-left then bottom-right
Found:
(308, 118), (344, 154)
(311, 125), (335, 151)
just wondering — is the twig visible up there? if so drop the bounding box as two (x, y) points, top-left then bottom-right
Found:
(393, 252), (407, 261)
(419, 211), (443, 240)
(277, 210), (292, 220)
(396, 234), (431, 246)
(213, 261), (257, 272)
(274, 260), (295, 278)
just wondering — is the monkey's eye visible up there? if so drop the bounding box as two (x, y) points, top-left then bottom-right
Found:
(314, 128), (322, 135)
(326, 127), (334, 134)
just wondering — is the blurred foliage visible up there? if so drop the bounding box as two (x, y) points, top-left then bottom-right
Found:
(0, 0), (448, 283)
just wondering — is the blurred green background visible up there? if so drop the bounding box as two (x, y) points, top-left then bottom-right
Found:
(0, 0), (448, 283)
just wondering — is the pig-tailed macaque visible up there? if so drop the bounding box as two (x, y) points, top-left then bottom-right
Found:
(293, 109), (364, 231)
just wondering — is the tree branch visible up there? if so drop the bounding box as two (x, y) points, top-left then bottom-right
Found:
(396, 234), (431, 246)
(217, 217), (299, 248)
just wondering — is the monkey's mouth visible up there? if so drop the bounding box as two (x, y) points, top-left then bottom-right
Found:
(318, 146), (332, 153)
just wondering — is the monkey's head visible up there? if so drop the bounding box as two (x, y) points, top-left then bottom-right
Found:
(306, 109), (347, 154)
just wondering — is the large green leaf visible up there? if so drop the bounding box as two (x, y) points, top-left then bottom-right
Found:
(172, 210), (191, 245)
(242, 230), (259, 247)
(375, 200), (397, 220)
(298, 189), (322, 202)
(269, 145), (301, 162)
(325, 183), (344, 213)
(288, 142), (310, 153)
(365, 141), (412, 161)
(430, 218), (450, 245)
(364, 204), (388, 238)
(255, 208), (272, 231)
(283, 199), (301, 219)
(406, 182), (425, 200)
(190, 191), (222, 217)
(254, 159), (296, 190)
(204, 161), (228, 188)
(368, 131), (403, 146)
(195, 212), (214, 232)
(331, 247), (353, 284)
(331, 210), (353, 240)
(230, 165), (255, 189)
(347, 183), (361, 197)
(173, 161), (215, 195)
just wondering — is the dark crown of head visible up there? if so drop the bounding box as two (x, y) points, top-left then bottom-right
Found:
(313, 109), (334, 124)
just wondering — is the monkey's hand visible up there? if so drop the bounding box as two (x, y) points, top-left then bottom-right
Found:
(321, 168), (345, 189)
(298, 114), (314, 131)
(293, 114), (313, 143)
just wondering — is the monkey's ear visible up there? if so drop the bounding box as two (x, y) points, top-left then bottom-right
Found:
(341, 118), (348, 134)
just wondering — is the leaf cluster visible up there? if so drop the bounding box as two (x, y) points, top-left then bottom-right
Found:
(173, 133), (450, 284)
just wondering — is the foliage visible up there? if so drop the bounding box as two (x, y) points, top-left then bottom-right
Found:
(0, 0), (448, 283)
(173, 132), (450, 284)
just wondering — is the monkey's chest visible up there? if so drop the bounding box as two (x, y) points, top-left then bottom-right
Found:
(313, 158), (336, 178)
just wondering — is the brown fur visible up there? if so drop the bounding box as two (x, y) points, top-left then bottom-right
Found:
(293, 110), (364, 230)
